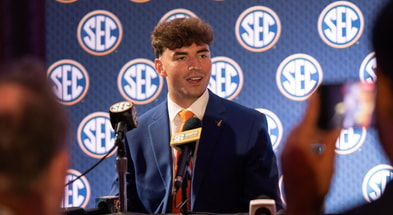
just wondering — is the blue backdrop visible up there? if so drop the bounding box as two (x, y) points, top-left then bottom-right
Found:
(46, 0), (392, 213)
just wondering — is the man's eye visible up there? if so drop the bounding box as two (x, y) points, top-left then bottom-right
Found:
(200, 54), (210, 59)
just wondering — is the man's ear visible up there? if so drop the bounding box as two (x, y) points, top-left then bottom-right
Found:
(155, 58), (167, 77)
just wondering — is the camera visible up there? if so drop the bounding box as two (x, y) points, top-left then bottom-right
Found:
(317, 82), (375, 130)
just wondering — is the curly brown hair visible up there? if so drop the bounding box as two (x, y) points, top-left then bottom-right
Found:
(151, 17), (214, 58)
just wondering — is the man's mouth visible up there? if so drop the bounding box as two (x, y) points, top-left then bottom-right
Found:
(188, 77), (203, 81)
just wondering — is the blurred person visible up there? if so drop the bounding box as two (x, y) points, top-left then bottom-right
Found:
(0, 58), (70, 215)
(280, 1), (393, 214)
(110, 17), (283, 214)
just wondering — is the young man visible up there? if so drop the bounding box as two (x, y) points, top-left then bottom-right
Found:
(111, 17), (282, 214)
(281, 1), (393, 214)
(0, 58), (70, 215)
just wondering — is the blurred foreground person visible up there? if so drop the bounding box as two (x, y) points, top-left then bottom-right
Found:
(0, 58), (70, 215)
(281, 1), (393, 214)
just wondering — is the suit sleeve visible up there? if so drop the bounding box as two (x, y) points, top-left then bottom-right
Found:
(244, 112), (284, 210)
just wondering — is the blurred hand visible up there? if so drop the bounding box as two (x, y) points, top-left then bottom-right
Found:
(280, 94), (341, 215)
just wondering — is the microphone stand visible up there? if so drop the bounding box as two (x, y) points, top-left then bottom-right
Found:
(179, 168), (192, 215)
(115, 121), (127, 213)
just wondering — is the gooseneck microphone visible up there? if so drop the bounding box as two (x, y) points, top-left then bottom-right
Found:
(170, 117), (202, 192)
(63, 102), (138, 214)
(109, 101), (138, 213)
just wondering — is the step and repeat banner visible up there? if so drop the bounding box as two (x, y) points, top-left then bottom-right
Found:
(46, 0), (391, 212)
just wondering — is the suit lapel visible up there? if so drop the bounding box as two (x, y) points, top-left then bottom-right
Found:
(147, 93), (228, 210)
(192, 92), (226, 205)
(147, 101), (173, 212)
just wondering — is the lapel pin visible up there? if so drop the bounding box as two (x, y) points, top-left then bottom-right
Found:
(215, 120), (222, 127)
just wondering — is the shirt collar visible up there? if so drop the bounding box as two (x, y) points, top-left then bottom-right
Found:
(167, 89), (209, 123)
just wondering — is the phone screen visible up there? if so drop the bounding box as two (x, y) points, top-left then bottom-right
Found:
(317, 82), (375, 130)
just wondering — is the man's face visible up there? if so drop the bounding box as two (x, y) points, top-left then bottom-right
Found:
(155, 43), (212, 108)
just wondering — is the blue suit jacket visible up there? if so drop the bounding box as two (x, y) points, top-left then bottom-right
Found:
(111, 91), (282, 213)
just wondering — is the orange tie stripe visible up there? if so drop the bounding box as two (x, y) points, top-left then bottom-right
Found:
(178, 109), (195, 131)
(172, 110), (194, 214)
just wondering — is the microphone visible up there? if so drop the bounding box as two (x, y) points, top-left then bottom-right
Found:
(108, 101), (138, 212)
(109, 101), (138, 142)
(170, 117), (202, 192)
(249, 196), (277, 215)
(64, 102), (138, 188)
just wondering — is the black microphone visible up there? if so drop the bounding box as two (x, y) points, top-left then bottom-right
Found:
(109, 101), (138, 157)
(170, 117), (202, 192)
(109, 101), (138, 212)
(109, 101), (138, 141)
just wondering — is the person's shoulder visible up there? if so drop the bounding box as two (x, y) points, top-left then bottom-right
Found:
(135, 101), (167, 126)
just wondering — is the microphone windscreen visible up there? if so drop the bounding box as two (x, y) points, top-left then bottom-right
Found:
(170, 117), (202, 149)
(109, 101), (138, 131)
(182, 117), (202, 131)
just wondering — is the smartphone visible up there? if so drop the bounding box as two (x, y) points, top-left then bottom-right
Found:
(317, 82), (375, 130)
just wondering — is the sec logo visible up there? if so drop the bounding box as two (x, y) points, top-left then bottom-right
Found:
(63, 169), (91, 208)
(276, 53), (323, 101)
(77, 112), (116, 159)
(118, 58), (163, 105)
(318, 1), (364, 48)
(77, 10), (123, 56)
(256, 108), (283, 151)
(47, 59), (89, 106)
(210, 56), (243, 100)
(335, 127), (366, 155)
(159, 8), (197, 23)
(359, 52), (377, 83)
(362, 164), (393, 202)
(235, 6), (281, 52)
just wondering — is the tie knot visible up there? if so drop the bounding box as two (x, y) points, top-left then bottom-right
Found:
(178, 110), (194, 123)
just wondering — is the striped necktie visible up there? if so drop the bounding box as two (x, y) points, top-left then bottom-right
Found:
(172, 109), (194, 213)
